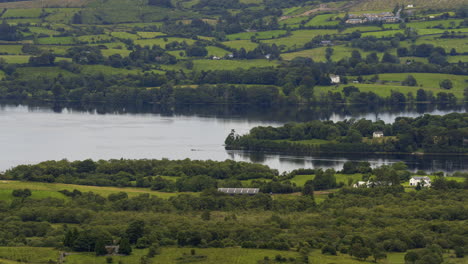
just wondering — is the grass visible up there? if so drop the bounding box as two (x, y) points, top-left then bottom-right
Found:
(192, 59), (277, 71)
(206, 46), (230, 57)
(111, 31), (140, 40)
(261, 29), (338, 50)
(137, 31), (166, 39)
(0, 55), (30, 63)
(0, 70), (5, 79)
(4, 18), (41, 25)
(448, 55), (468, 63)
(413, 36), (468, 53)
(226, 30), (287, 41)
(0, 180), (185, 201)
(28, 27), (61, 36)
(1, 8), (42, 18)
(282, 45), (382, 62)
(314, 73), (467, 99)
(101, 48), (132, 57)
(305, 14), (342, 27)
(0, 247), (59, 263)
(134, 37), (196, 48)
(341, 26), (382, 34)
(279, 16), (310, 26)
(0, 44), (23, 54)
(16, 67), (74, 78)
(406, 19), (463, 29)
(222, 40), (258, 51)
(37, 36), (75, 45)
(289, 174), (363, 187)
(77, 34), (113, 43)
(361, 30), (404, 37)
(44, 8), (80, 23)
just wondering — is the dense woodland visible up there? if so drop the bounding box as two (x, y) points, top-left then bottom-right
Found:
(225, 113), (468, 154)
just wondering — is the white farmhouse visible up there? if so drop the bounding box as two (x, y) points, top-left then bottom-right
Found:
(330, 75), (340, 84)
(373, 131), (384, 138)
(407, 4), (414, 8)
(409, 176), (431, 187)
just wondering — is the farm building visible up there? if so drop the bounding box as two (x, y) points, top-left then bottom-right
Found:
(373, 131), (384, 138)
(218, 188), (259, 195)
(346, 18), (365, 24)
(353, 181), (392, 188)
(409, 176), (431, 187)
(330, 74), (340, 84)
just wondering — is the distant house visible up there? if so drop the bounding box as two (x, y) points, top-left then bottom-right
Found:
(330, 75), (340, 84)
(353, 181), (392, 188)
(407, 4), (414, 8)
(105, 245), (119, 255)
(383, 16), (400, 23)
(409, 176), (431, 187)
(320, 40), (332, 46)
(212, 56), (220, 60)
(373, 131), (384, 138)
(218, 188), (259, 195)
(346, 18), (364, 24)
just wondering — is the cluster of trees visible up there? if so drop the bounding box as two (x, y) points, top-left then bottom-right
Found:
(225, 113), (468, 154)
(0, 173), (466, 262)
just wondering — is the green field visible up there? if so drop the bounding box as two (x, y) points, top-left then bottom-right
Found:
(305, 14), (342, 27)
(341, 26), (382, 34)
(136, 31), (166, 38)
(406, 19), (464, 29)
(205, 46), (230, 57)
(282, 45), (381, 62)
(1, 8), (42, 18)
(134, 37), (196, 48)
(279, 16), (310, 26)
(0, 55), (30, 63)
(261, 29), (338, 50)
(28, 27), (61, 36)
(37, 36), (75, 45)
(44, 8), (80, 23)
(16, 66), (75, 78)
(414, 36), (468, 53)
(192, 59), (277, 71)
(0, 247), (59, 263)
(0, 180), (183, 201)
(289, 173), (363, 187)
(315, 72), (467, 99)
(0, 70), (5, 79)
(226, 30), (287, 41)
(0, 44), (23, 54)
(111, 31), (140, 40)
(222, 40), (258, 51)
(361, 30), (404, 37)
(77, 34), (113, 43)
(101, 48), (132, 57)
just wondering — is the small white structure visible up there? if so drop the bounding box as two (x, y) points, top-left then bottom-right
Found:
(373, 131), (384, 138)
(330, 75), (340, 84)
(353, 181), (392, 188)
(407, 4), (414, 8)
(212, 56), (220, 60)
(265, 54), (271, 60)
(409, 176), (431, 187)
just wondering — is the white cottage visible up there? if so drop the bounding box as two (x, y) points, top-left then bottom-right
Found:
(373, 131), (384, 138)
(330, 75), (340, 84)
(409, 176), (431, 187)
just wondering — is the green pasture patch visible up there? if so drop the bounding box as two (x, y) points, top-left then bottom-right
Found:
(0, 55), (30, 63)
(226, 30), (287, 41)
(2, 8), (42, 18)
(136, 31), (166, 38)
(282, 45), (381, 62)
(16, 67), (74, 78)
(111, 31), (140, 40)
(44, 8), (80, 23)
(0, 247), (59, 263)
(279, 16), (310, 26)
(340, 26), (382, 34)
(166, 50), (184, 59)
(0, 70), (5, 79)
(382, 24), (399, 30)
(181, 0), (200, 8)
(261, 29), (338, 50)
(4, 18), (41, 24)
(134, 37), (196, 48)
(80, 65), (142, 75)
(239, 0), (262, 4)
(0, 44), (23, 54)
(361, 29), (404, 37)
(362, 73), (467, 92)
(406, 19), (463, 29)
(417, 28), (468, 36)
(37, 36), (75, 44)
(192, 59), (277, 71)
(289, 174), (362, 187)
(42, 45), (73, 55)
(28, 27), (61, 36)
(399, 56), (428, 64)
(305, 14), (342, 27)
(448, 55), (468, 63)
(206, 46), (230, 57)
(77, 34), (113, 43)
(414, 36), (468, 53)
(0, 180), (183, 200)
(222, 40), (258, 51)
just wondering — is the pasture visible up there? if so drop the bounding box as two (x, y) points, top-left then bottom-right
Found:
(0, 44), (23, 54)
(261, 29), (338, 50)
(134, 37), (196, 48)
(305, 14), (342, 27)
(1, 8), (42, 18)
(37, 36), (75, 45)
(0, 55), (30, 63)
(414, 36), (468, 53)
(226, 30), (287, 41)
(192, 59), (277, 71)
(221, 40), (258, 51)
(136, 31), (166, 38)
(289, 173), (363, 187)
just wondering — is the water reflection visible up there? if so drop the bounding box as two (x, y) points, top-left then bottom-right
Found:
(0, 102), (466, 173)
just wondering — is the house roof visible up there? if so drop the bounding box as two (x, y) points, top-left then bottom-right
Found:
(218, 188), (259, 194)
(411, 176), (430, 180)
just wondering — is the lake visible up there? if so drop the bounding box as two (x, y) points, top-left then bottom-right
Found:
(0, 103), (466, 173)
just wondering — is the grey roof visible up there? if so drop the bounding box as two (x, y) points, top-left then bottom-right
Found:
(412, 176), (430, 180)
(218, 188), (259, 194)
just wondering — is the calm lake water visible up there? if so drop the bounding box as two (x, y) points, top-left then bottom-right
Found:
(0, 103), (467, 173)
